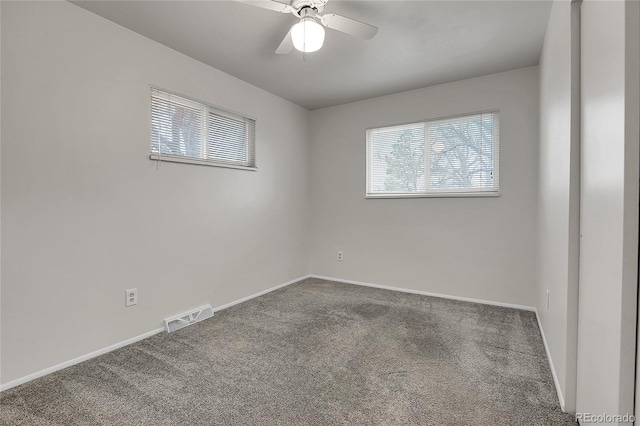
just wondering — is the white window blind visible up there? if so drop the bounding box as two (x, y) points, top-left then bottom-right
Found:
(150, 88), (256, 169)
(366, 111), (499, 197)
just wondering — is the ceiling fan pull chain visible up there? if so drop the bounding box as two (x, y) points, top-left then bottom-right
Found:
(303, 21), (307, 61)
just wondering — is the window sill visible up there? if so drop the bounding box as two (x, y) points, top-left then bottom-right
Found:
(365, 191), (500, 199)
(149, 154), (257, 171)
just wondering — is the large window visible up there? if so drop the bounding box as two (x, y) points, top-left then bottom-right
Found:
(366, 111), (499, 197)
(150, 88), (256, 170)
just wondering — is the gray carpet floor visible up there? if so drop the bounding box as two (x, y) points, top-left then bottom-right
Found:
(0, 278), (576, 425)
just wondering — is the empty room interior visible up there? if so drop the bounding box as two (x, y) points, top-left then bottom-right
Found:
(1, 0), (640, 424)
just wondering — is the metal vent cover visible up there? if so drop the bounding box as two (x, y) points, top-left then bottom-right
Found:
(164, 305), (214, 333)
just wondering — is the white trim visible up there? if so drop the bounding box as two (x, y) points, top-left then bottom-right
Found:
(2, 272), (564, 415)
(535, 309), (566, 412)
(0, 274), (311, 392)
(365, 191), (500, 199)
(211, 274), (311, 313)
(308, 275), (566, 410)
(309, 274), (535, 311)
(149, 154), (257, 171)
(0, 327), (164, 392)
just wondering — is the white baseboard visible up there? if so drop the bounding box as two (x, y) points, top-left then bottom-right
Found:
(211, 274), (311, 313)
(310, 274), (566, 410)
(309, 274), (536, 311)
(0, 274), (311, 392)
(0, 327), (165, 392)
(535, 309), (566, 412)
(2, 272), (563, 415)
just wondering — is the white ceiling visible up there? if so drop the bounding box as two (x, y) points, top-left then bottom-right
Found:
(72, 0), (552, 110)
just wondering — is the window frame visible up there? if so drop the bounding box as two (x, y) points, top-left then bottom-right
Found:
(365, 110), (500, 199)
(149, 86), (257, 171)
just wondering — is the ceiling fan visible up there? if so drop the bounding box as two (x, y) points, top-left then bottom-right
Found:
(237, 0), (378, 54)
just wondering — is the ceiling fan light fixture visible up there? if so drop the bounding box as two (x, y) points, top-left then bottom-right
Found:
(291, 17), (325, 53)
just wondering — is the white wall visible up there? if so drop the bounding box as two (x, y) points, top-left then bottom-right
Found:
(576, 0), (639, 421)
(535, 0), (579, 413)
(308, 67), (539, 307)
(1, 1), (310, 385)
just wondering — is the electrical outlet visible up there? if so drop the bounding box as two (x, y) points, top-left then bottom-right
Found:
(125, 288), (138, 307)
(337, 251), (343, 261)
(546, 289), (550, 310)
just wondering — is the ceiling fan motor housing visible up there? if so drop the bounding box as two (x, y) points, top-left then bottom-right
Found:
(291, 0), (327, 16)
(297, 7), (318, 19)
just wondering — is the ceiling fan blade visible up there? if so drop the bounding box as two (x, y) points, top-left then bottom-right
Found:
(234, 0), (293, 14)
(320, 13), (378, 40)
(275, 29), (294, 54)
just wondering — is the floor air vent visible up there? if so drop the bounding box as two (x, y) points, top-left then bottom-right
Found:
(164, 305), (214, 333)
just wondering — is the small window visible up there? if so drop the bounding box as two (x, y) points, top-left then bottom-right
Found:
(366, 111), (499, 197)
(150, 88), (256, 170)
